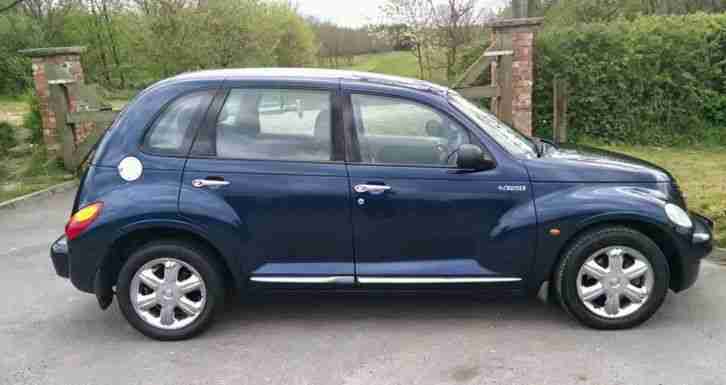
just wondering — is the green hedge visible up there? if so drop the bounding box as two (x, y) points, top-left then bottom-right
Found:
(534, 13), (726, 145)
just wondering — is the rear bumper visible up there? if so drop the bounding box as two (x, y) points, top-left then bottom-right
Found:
(671, 213), (714, 292)
(50, 235), (70, 278)
(50, 234), (98, 293)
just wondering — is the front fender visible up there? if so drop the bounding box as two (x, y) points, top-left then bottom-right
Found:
(529, 183), (677, 291)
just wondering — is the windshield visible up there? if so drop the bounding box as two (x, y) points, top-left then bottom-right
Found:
(448, 92), (537, 159)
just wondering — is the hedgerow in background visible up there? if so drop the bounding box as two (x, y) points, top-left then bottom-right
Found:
(534, 13), (726, 146)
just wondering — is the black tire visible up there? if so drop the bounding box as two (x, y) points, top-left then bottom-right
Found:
(554, 226), (670, 329)
(117, 240), (225, 340)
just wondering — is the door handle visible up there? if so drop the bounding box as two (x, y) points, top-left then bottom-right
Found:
(354, 184), (391, 194)
(192, 179), (230, 188)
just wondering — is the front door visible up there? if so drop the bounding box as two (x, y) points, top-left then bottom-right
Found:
(344, 91), (535, 288)
(180, 85), (355, 284)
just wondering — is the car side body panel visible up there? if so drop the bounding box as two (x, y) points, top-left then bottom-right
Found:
(340, 80), (538, 288)
(179, 159), (355, 279)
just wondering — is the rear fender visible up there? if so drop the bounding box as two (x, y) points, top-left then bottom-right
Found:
(88, 217), (244, 310)
(112, 219), (243, 288)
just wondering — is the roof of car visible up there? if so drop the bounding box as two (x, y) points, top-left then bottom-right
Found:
(170, 68), (450, 95)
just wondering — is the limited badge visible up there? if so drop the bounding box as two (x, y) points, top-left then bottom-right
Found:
(118, 156), (143, 182)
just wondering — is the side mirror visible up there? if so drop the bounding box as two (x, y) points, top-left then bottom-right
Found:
(456, 144), (495, 171)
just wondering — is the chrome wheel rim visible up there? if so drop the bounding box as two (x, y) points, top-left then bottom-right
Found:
(130, 258), (207, 330)
(576, 246), (654, 319)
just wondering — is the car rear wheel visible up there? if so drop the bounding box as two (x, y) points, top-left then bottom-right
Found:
(554, 227), (670, 329)
(117, 240), (224, 340)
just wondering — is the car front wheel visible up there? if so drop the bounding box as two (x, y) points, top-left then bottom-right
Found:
(554, 226), (670, 329)
(117, 240), (224, 340)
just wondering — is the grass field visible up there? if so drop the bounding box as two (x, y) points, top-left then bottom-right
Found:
(601, 145), (725, 247)
(341, 51), (448, 85)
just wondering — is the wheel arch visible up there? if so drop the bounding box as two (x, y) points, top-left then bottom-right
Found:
(545, 215), (682, 294)
(95, 221), (240, 309)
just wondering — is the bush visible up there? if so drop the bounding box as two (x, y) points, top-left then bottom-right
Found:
(534, 13), (726, 145)
(0, 121), (18, 157)
(22, 90), (43, 145)
(703, 91), (726, 128)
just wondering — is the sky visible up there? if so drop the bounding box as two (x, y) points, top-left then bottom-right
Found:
(295, 0), (508, 28)
(296, 0), (388, 27)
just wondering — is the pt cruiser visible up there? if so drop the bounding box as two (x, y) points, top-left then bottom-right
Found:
(50, 69), (714, 340)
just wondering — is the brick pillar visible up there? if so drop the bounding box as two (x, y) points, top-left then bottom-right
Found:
(511, 30), (534, 136)
(488, 19), (542, 136)
(19, 47), (87, 152)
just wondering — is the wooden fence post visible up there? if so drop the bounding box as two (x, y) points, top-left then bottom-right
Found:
(553, 78), (569, 144)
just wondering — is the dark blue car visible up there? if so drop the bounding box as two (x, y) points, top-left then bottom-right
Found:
(50, 69), (714, 340)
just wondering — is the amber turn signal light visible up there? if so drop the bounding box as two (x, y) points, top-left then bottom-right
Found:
(65, 202), (103, 240)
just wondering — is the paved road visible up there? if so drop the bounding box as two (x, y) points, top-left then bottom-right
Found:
(2, 190), (726, 385)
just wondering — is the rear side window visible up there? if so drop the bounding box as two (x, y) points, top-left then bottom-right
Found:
(144, 91), (213, 156)
(214, 89), (333, 162)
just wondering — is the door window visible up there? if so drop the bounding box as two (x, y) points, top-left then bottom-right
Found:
(215, 89), (333, 161)
(351, 94), (471, 166)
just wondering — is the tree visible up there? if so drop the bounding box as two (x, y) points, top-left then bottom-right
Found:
(430, 0), (482, 83)
(0, 0), (24, 13)
(381, 0), (437, 79)
(382, 0), (484, 82)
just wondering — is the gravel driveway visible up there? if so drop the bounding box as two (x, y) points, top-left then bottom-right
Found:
(1, 190), (725, 385)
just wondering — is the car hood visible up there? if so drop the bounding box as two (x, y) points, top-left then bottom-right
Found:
(523, 144), (673, 183)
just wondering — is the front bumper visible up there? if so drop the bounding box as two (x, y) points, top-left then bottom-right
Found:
(671, 212), (714, 292)
(691, 212), (714, 245)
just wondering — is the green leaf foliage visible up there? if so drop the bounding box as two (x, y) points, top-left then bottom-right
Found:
(22, 90), (43, 145)
(534, 13), (726, 145)
(0, 0), (318, 93)
(0, 121), (18, 157)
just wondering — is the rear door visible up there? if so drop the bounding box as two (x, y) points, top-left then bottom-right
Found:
(343, 87), (535, 289)
(180, 81), (355, 285)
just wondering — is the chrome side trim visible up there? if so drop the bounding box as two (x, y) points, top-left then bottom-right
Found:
(249, 276), (355, 284)
(356, 277), (522, 284)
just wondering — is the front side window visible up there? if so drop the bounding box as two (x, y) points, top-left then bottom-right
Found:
(145, 91), (212, 155)
(352, 94), (471, 166)
(215, 89), (332, 161)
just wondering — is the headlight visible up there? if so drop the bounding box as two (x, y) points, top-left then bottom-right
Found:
(665, 203), (692, 228)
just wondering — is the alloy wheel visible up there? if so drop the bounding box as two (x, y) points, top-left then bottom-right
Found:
(130, 258), (207, 330)
(576, 246), (654, 319)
